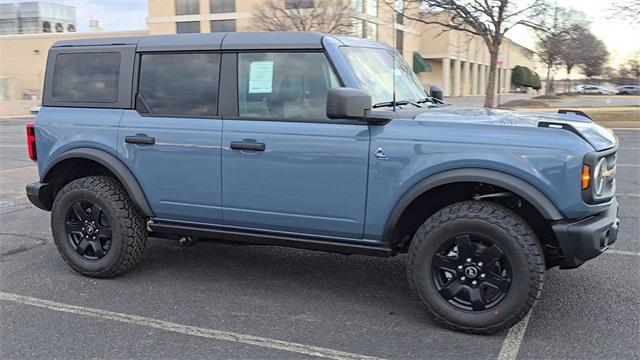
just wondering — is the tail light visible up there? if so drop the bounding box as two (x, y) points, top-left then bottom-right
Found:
(26, 122), (37, 161)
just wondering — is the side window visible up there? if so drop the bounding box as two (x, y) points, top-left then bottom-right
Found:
(138, 53), (220, 117)
(237, 52), (340, 121)
(52, 52), (120, 103)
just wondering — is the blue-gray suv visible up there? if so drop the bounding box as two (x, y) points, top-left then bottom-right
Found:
(26, 32), (619, 334)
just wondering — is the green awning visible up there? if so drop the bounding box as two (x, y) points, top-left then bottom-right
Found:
(413, 52), (432, 73)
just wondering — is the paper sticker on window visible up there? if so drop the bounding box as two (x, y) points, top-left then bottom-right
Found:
(249, 61), (274, 94)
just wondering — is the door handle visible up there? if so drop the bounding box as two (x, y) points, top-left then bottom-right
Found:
(125, 135), (155, 145)
(230, 140), (265, 151)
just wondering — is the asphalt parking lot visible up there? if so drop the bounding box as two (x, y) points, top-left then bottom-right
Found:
(1, 117), (638, 360)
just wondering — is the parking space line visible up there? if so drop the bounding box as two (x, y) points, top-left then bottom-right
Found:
(612, 128), (640, 131)
(497, 313), (531, 360)
(0, 291), (384, 360)
(617, 164), (640, 167)
(606, 249), (640, 257)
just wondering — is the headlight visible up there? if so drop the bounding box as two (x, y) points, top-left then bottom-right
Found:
(582, 149), (617, 204)
(593, 157), (607, 196)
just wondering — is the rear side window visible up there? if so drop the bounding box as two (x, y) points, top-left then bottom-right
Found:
(52, 52), (120, 103)
(138, 53), (220, 117)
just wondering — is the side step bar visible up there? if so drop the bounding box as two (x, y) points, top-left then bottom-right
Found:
(149, 221), (393, 257)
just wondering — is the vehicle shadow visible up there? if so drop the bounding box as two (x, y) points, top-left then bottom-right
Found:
(128, 236), (436, 327)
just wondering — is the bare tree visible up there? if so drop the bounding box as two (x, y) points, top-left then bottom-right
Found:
(252, 0), (355, 35)
(577, 33), (609, 79)
(535, 32), (563, 94)
(557, 24), (589, 92)
(609, 0), (640, 23)
(386, 0), (545, 108)
(534, 6), (587, 94)
(620, 51), (640, 79)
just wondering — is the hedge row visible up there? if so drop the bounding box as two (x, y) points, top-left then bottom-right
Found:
(511, 65), (542, 90)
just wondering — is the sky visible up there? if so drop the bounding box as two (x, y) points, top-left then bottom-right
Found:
(509, 0), (640, 67)
(2, 0), (638, 67)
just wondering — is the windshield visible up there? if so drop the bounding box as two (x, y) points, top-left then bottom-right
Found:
(341, 46), (427, 106)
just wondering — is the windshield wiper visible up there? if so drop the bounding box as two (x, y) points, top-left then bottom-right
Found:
(372, 100), (410, 108)
(417, 96), (445, 105)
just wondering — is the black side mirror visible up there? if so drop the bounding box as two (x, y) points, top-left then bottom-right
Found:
(327, 88), (371, 120)
(430, 85), (444, 102)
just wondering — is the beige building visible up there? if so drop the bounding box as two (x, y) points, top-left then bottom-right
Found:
(1, 0), (537, 116)
(147, 0), (536, 97)
(0, 29), (148, 116)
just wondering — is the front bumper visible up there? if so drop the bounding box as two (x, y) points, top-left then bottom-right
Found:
(26, 182), (52, 211)
(552, 197), (619, 269)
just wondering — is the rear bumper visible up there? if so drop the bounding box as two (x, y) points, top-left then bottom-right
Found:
(26, 182), (52, 211)
(552, 197), (619, 269)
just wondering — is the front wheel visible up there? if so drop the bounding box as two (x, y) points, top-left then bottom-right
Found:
(407, 201), (544, 334)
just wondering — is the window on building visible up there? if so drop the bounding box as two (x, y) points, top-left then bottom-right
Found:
(176, 21), (200, 33)
(365, 0), (377, 16)
(0, 78), (10, 101)
(364, 22), (377, 40)
(55, 23), (63, 32)
(42, 21), (51, 33)
(211, 19), (236, 32)
(211, 0), (235, 13)
(237, 52), (340, 121)
(352, 19), (364, 38)
(395, 0), (404, 24)
(67, 24), (76, 32)
(19, 19), (38, 34)
(175, 0), (199, 15)
(138, 53), (220, 117)
(395, 29), (403, 52)
(285, 0), (314, 9)
(52, 52), (120, 103)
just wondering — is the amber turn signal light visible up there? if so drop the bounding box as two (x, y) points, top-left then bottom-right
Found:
(582, 165), (590, 190)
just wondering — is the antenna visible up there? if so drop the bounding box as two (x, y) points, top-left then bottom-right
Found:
(392, 4), (397, 112)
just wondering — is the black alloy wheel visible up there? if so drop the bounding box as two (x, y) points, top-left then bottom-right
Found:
(65, 200), (113, 260)
(431, 233), (512, 311)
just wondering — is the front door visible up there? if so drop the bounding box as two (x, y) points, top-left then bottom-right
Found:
(118, 52), (223, 224)
(221, 52), (370, 239)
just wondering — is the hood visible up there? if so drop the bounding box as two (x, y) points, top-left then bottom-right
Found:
(413, 108), (617, 151)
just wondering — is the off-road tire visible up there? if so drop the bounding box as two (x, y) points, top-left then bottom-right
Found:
(407, 201), (544, 334)
(51, 176), (147, 278)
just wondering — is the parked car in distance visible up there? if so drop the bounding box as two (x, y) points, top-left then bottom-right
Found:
(572, 85), (588, 93)
(616, 85), (640, 95)
(26, 32), (619, 335)
(576, 85), (615, 94)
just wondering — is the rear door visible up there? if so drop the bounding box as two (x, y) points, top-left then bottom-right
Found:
(220, 52), (370, 239)
(117, 52), (223, 224)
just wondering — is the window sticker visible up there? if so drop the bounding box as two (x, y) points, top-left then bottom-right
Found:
(248, 61), (274, 94)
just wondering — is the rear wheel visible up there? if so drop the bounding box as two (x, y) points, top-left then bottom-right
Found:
(51, 176), (147, 277)
(407, 201), (544, 334)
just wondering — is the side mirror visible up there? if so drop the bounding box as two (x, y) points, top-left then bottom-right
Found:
(327, 88), (371, 120)
(429, 85), (444, 102)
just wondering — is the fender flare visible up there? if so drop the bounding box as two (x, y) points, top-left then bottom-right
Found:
(382, 168), (564, 243)
(42, 147), (154, 217)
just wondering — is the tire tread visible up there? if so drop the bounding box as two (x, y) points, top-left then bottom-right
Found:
(406, 200), (544, 334)
(52, 176), (146, 278)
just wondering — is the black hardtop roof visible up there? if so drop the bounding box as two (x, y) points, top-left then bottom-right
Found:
(52, 31), (343, 51)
